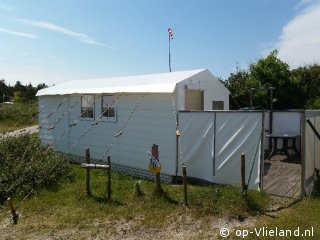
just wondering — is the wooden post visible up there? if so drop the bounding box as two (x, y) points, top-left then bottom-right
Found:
(182, 164), (188, 206)
(85, 148), (91, 196)
(175, 131), (179, 183)
(107, 156), (111, 202)
(7, 198), (19, 224)
(301, 111), (306, 196)
(241, 153), (247, 198)
(260, 111), (265, 190)
(152, 144), (162, 195)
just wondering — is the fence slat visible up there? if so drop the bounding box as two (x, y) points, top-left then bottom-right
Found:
(241, 153), (247, 198)
(182, 165), (188, 206)
(107, 156), (111, 202)
(85, 148), (91, 196)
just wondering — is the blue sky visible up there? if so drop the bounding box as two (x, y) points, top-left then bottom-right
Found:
(1, 0), (320, 86)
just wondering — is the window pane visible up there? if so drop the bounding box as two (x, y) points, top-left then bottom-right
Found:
(81, 95), (94, 118)
(82, 108), (94, 118)
(212, 101), (224, 110)
(82, 95), (94, 108)
(103, 95), (115, 107)
(102, 95), (116, 118)
(103, 107), (115, 117)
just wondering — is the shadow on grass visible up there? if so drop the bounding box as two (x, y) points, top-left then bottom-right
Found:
(243, 190), (270, 215)
(152, 188), (179, 205)
(89, 194), (125, 206)
(245, 195), (265, 213)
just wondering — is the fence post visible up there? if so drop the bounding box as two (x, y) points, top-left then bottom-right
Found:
(107, 156), (111, 202)
(85, 148), (91, 196)
(241, 153), (247, 198)
(7, 197), (19, 224)
(182, 164), (188, 206)
(153, 144), (162, 195)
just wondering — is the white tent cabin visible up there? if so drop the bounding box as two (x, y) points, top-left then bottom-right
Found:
(36, 69), (230, 182)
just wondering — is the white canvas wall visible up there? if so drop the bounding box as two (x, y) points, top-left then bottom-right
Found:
(39, 93), (263, 189)
(178, 111), (262, 190)
(39, 93), (177, 175)
(304, 110), (320, 194)
(178, 112), (215, 180)
(175, 69), (229, 111)
(264, 111), (302, 151)
(38, 95), (70, 152)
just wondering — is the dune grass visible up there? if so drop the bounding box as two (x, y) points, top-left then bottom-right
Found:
(0, 102), (37, 132)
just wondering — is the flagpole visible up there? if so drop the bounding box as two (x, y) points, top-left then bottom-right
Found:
(169, 34), (171, 72)
(168, 27), (173, 72)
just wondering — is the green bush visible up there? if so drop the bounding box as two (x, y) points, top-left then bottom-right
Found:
(306, 97), (320, 109)
(0, 134), (70, 204)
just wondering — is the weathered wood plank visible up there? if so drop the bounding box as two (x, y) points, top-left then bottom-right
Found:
(81, 163), (110, 169)
(263, 156), (301, 198)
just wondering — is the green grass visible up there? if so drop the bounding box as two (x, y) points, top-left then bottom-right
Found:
(0, 102), (37, 132)
(0, 164), (268, 235)
(243, 198), (320, 239)
(2, 164), (320, 239)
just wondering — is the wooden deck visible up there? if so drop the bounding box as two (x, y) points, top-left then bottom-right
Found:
(263, 155), (301, 198)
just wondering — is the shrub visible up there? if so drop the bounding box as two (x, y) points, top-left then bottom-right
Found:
(0, 134), (70, 204)
(306, 97), (320, 109)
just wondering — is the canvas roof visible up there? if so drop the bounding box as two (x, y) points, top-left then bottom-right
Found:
(36, 69), (207, 96)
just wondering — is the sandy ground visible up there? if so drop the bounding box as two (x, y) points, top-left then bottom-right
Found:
(0, 125), (39, 139)
(3, 125), (38, 138)
(0, 213), (257, 240)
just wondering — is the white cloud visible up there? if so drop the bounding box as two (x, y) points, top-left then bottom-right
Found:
(17, 18), (110, 47)
(0, 27), (38, 38)
(276, 1), (320, 68)
(294, 0), (316, 9)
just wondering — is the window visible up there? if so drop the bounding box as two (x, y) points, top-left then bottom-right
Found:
(102, 95), (116, 118)
(81, 94), (94, 118)
(212, 101), (224, 110)
(185, 89), (204, 110)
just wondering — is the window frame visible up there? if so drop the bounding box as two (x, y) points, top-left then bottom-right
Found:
(212, 100), (224, 110)
(184, 89), (204, 111)
(80, 94), (95, 119)
(101, 94), (117, 122)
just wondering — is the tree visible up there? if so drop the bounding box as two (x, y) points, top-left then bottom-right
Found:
(13, 81), (25, 92)
(291, 64), (320, 109)
(224, 67), (258, 109)
(0, 80), (46, 103)
(225, 50), (301, 110)
(306, 97), (320, 109)
(25, 84), (37, 102)
(249, 50), (294, 109)
(37, 83), (47, 90)
(12, 91), (24, 103)
(0, 79), (7, 102)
